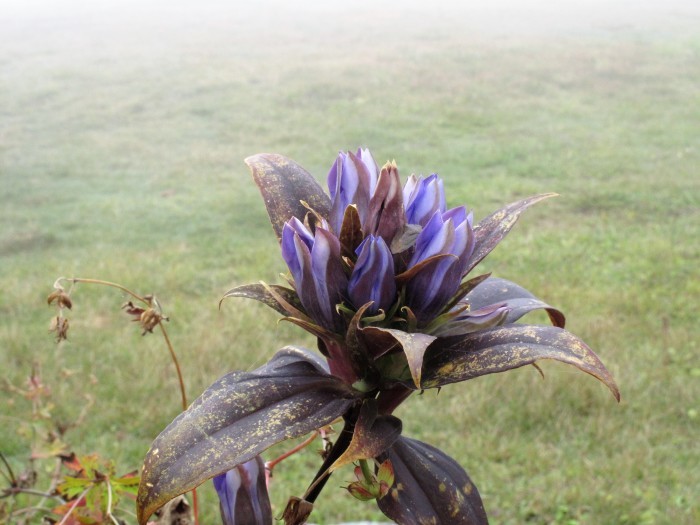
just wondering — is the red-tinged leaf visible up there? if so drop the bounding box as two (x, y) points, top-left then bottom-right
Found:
(52, 497), (87, 524)
(137, 347), (360, 525)
(421, 325), (620, 401)
(60, 453), (83, 473)
(363, 327), (436, 388)
(466, 193), (557, 274)
(245, 153), (331, 242)
(347, 481), (376, 501)
(329, 401), (402, 471)
(466, 277), (565, 327)
(219, 283), (302, 316)
(376, 459), (395, 487)
(377, 437), (488, 525)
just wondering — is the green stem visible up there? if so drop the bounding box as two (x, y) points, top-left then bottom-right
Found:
(359, 459), (373, 484)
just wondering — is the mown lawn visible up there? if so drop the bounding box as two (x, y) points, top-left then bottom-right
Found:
(1, 2), (698, 524)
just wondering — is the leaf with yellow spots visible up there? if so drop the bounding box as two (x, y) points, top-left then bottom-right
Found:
(245, 153), (331, 243)
(376, 436), (488, 525)
(421, 325), (620, 401)
(136, 346), (361, 525)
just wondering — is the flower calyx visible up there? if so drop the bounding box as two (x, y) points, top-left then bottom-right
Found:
(346, 459), (394, 501)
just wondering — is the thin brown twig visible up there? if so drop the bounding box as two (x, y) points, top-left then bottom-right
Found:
(266, 432), (319, 476)
(1, 487), (65, 502)
(66, 278), (148, 304)
(0, 451), (16, 486)
(157, 322), (187, 412)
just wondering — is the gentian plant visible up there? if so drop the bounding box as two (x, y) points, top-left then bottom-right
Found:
(136, 149), (619, 525)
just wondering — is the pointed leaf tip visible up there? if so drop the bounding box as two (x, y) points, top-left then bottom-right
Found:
(467, 193), (558, 274)
(244, 153), (331, 242)
(422, 325), (619, 401)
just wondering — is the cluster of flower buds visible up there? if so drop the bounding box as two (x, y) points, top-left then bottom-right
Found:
(281, 148), (501, 332)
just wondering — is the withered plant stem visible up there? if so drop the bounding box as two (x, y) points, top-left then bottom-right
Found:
(57, 277), (199, 525)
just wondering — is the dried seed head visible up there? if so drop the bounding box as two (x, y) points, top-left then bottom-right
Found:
(122, 301), (166, 335)
(47, 290), (72, 310)
(49, 316), (69, 342)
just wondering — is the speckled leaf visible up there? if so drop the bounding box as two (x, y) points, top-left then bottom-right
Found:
(466, 193), (557, 274)
(330, 400), (402, 471)
(136, 347), (359, 525)
(421, 325), (620, 400)
(377, 436), (488, 525)
(220, 283), (302, 316)
(466, 277), (565, 327)
(245, 153), (331, 242)
(362, 327), (436, 388)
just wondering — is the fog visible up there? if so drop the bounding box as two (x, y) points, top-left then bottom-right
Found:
(3, 0), (700, 37)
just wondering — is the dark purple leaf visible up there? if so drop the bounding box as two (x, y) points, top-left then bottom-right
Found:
(136, 347), (359, 524)
(466, 277), (565, 327)
(421, 325), (620, 400)
(220, 283), (302, 316)
(245, 153), (331, 242)
(377, 436), (488, 525)
(330, 400), (402, 471)
(466, 193), (556, 274)
(376, 384), (414, 415)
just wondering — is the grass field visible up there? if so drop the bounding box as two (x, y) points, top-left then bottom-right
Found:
(1, 1), (699, 523)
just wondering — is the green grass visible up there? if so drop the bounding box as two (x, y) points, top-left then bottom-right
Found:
(1, 2), (699, 524)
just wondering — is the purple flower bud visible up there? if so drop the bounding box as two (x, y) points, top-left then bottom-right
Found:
(365, 161), (406, 244)
(348, 235), (396, 314)
(356, 147), (379, 187)
(405, 207), (475, 324)
(213, 456), (272, 525)
(327, 150), (378, 234)
(281, 219), (348, 331)
(403, 174), (446, 226)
